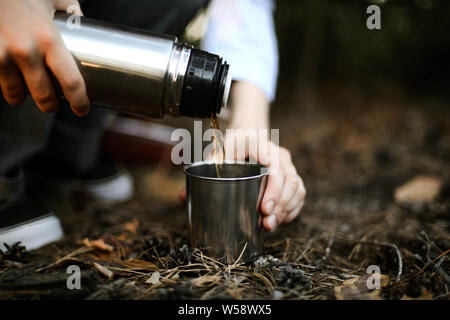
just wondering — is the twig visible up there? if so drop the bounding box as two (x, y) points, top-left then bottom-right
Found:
(321, 231), (335, 262)
(107, 267), (148, 276)
(434, 256), (450, 285)
(296, 238), (313, 263)
(35, 246), (92, 273)
(194, 251), (226, 267)
(356, 240), (403, 282)
(418, 231), (433, 263)
(418, 248), (449, 274)
(199, 251), (212, 272)
(228, 242), (248, 271)
(433, 292), (450, 300)
(292, 263), (318, 271)
(282, 238), (291, 261)
(94, 262), (114, 280)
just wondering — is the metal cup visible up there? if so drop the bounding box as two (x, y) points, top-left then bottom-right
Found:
(184, 161), (268, 264)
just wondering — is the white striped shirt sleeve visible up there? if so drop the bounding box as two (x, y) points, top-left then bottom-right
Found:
(201, 0), (279, 102)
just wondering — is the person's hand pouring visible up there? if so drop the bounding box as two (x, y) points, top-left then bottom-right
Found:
(0, 0), (90, 115)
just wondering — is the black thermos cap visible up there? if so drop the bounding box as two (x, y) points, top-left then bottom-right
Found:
(179, 48), (229, 118)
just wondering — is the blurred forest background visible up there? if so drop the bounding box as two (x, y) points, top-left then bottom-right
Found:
(274, 0), (449, 102)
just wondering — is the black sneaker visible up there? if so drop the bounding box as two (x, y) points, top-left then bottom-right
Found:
(0, 168), (63, 252)
(0, 167), (25, 211)
(0, 200), (64, 252)
(27, 157), (134, 204)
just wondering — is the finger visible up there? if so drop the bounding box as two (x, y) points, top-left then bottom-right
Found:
(261, 167), (285, 217)
(284, 200), (304, 224)
(284, 176), (306, 213)
(45, 34), (90, 116)
(262, 214), (277, 232)
(13, 45), (60, 113)
(272, 169), (299, 224)
(0, 47), (26, 105)
(0, 64), (26, 106)
(55, 0), (84, 15)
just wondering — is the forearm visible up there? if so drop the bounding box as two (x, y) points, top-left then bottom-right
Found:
(227, 81), (270, 131)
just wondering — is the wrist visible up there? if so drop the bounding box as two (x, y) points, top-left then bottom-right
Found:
(227, 81), (270, 131)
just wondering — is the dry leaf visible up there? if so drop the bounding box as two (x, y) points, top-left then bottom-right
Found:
(124, 219), (139, 234)
(233, 276), (246, 284)
(394, 175), (443, 204)
(192, 275), (222, 287)
(146, 271), (161, 285)
(82, 238), (114, 252)
(335, 274), (389, 300)
(401, 290), (433, 300)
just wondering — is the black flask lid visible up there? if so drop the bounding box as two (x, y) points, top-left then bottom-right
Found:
(179, 48), (230, 118)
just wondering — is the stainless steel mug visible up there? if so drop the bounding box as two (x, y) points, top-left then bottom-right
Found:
(53, 13), (231, 118)
(184, 161), (268, 263)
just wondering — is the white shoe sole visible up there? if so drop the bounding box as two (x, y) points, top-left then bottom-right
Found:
(83, 170), (135, 203)
(0, 213), (64, 252)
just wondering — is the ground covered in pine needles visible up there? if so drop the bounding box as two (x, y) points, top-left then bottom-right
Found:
(0, 86), (449, 300)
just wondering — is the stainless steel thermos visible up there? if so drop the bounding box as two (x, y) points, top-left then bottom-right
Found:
(54, 13), (231, 118)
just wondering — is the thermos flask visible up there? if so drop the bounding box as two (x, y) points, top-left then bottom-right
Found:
(53, 13), (231, 118)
